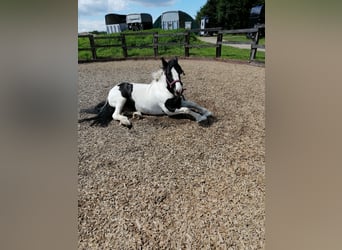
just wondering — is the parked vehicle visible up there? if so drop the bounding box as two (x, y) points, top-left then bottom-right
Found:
(247, 4), (265, 39)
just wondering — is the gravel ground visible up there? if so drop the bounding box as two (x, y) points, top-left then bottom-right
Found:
(78, 59), (265, 249)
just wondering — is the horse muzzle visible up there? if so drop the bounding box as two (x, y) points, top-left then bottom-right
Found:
(166, 79), (182, 95)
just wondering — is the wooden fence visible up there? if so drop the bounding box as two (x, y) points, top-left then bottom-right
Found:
(78, 25), (265, 63)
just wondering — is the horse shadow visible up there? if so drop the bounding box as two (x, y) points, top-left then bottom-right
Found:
(167, 113), (218, 127)
(121, 111), (217, 128)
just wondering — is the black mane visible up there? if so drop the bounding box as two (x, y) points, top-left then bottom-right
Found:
(162, 57), (185, 76)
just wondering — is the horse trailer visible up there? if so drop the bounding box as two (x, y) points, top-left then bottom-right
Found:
(126, 13), (153, 31)
(200, 16), (216, 36)
(105, 13), (127, 34)
(247, 4), (265, 38)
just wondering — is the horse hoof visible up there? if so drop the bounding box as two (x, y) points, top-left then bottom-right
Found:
(133, 112), (142, 120)
(120, 120), (132, 129)
(199, 119), (209, 127)
(123, 123), (132, 129)
(198, 117), (209, 127)
(121, 124), (132, 129)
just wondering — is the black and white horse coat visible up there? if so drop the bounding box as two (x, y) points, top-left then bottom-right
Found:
(79, 57), (212, 128)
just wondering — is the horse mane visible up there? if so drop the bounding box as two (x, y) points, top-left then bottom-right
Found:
(152, 69), (164, 82)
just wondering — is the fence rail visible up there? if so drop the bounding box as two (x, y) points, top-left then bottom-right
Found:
(78, 25), (265, 63)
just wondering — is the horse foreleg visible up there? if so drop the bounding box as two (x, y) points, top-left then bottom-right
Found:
(181, 100), (213, 117)
(163, 106), (208, 123)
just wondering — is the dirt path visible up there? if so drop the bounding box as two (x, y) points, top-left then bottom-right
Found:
(78, 59), (265, 249)
(198, 36), (265, 52)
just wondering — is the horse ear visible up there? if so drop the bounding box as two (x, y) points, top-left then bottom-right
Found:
(161, 57), (168, 69)
(174, 56), (178, 62)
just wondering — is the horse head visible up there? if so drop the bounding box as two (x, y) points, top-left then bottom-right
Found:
(161, 57), (185, 96)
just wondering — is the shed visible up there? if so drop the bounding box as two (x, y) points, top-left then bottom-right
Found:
(126, 13), (153, 31)
(105, 13), (127, 34)
(153, 10), (199, 30)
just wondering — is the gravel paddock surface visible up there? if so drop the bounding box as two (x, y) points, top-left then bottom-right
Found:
(78, 59), (265, 249)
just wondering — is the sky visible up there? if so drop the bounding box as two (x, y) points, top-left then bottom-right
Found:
(78, 0), (208, 33)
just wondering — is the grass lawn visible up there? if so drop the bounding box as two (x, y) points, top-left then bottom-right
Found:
(78, 29), (265, 62)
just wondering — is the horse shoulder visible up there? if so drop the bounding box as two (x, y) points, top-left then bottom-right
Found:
(164, 96), (182, 112)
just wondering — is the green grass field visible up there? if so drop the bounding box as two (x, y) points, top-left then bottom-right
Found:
(78, 29), (265, 62)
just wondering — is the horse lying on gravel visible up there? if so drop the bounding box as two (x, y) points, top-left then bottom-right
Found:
(78, 57), (213, 128)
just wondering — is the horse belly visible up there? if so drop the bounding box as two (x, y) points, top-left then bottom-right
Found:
(135, 100), (164, 115)
(131, 88), (164, 115)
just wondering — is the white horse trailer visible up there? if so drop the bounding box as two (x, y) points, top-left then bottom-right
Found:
(126, 13), (153, 31)
(106, 24), (127, 34)
(200, 16), (210, 36)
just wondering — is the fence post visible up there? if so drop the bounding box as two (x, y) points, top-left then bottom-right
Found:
(153, 32), (158, 57)
(216, 32), (223, 58)
(184, 31), (190, 57)
(121, 33), (128, 58)
(249, 28), (260, 62)
(88, 35), (97, 60)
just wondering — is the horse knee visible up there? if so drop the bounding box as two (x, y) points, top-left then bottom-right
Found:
(178, 107), (191, 114)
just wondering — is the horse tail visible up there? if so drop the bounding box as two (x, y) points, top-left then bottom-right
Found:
(80, 100), (107, 114)
(78, 100), (115, 127)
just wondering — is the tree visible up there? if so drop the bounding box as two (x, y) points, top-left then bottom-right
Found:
(195, 0), (265, 29)
(195, 0), (219, 26)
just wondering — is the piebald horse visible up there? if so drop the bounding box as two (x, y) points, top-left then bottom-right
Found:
(79, 57), (212, 128)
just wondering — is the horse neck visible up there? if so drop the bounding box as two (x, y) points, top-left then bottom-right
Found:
(152, 71), (168, 91)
